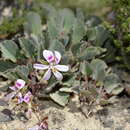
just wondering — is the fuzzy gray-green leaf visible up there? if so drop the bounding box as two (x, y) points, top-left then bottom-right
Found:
(72, 19), (85, 44)
(59, 8), (75, 32)
(49, 39), (65, 55)
(19, 38), (36, 59)
(47, 19), (59, 40)
(0, 40), (19, 62)
(50, 91), (70, 106)
(79, 46), (106, 60)
(24, 12), (42, 36)
(80, 61), (92, 76)
(15, 65), (30, 81)
(0, 61), (17, 73)
(103, 73), (121, 94)
(90, 59), (107, 81)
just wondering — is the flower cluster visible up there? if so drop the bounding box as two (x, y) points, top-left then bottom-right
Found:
(6, 79), (32, 104)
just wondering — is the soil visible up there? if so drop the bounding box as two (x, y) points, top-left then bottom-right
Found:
(0, 79), (130, 130)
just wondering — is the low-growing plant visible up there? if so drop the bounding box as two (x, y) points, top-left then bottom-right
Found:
(0, 5), (124, 119)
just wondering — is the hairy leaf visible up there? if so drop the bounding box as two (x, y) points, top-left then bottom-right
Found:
(50, 91), (70, 106)
(103, 73), (121, 94)
(24, 12), (42, 36)
(0, 40), (19, 62)
(80, 61), (92, 76)
(19, 38), (36, 59)
(59, 8), (75, 32)
(90, 59), (107, 81)
(0, 61), (17, 73)
(72, 19), (85, 44)
(79, 46), (106, 60)
(49, 39), (65, 55)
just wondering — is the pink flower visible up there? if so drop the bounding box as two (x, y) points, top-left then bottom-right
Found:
(9, 79), (25, 91)
(33, 50), (69, 80)
(18, 91), (32, 104)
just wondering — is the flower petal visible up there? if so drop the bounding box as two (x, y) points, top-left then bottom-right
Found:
(43, 69), (52, 80)
(43, 50), (54, 63)
(17, 93), (23, 104)
(9, 86), (17, 91)
(54, 51), (61, 64)
(53, 70), (63, 80)
(54, 65), (69, 72)
(28, 125), (40, 130)
(24, 91), (32, 103)
(15, 79), (25, 89)
(24, 96), (30, 103)
(4, 92), (16, 101)
(33, 64), (49, 70)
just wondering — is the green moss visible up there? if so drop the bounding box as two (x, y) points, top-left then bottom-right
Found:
(106, 0), (130, 70)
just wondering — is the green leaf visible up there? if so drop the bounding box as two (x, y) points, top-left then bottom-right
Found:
(62, 75), (80, 88)
(47, 19), (59, 40)
(103, 73), (121, 94)
(59, 88), (76, 93)
(50, 91), (70, 106)
(112, 86), (124, 95)
(72, 19), (85, 44)
(90, 59), (107, 81)
(76, 8), (85, 22)
(59, 8), (75, 32)
(0, 60), (17, 73)
(24, 12), (42, 36)
(41, 3), (57, 19)
(80, 61), (92, 76)
(19, 38), (36, 59)
(87, 25), (109, 46)
(71, 43), (81, 56)
(0, 40), (19, 62)
(94, 26), (110, 46)
(49, 39), (65, 55)
(79, 46), (106, 60)
(87, 28), (96, 41)
(4, 71), (19, 81)
(15, 65), (30, 81)
(86, 16), (102, 27)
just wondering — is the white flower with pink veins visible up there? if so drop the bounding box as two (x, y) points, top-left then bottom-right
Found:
(9, 79), (26, 91)
(33, 50), (69, 80)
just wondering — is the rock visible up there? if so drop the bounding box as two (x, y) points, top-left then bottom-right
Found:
(16, 112), (28, 121)
(115, 127), (124, 130)
(0, 99), (8, 106)
(0, 112), (12, 122)
(103, 120), (114, 128)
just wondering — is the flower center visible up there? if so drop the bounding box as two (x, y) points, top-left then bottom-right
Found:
(49, 64), (57, 72)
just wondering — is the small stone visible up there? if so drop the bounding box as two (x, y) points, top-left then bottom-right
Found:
(97, 108), (108, 116)
(1, 109), (14, 120)
(103, 120), (114, 128)
(16, 112), (28, 121)
(127, 107), (130, 113)
(0, 112), (12, 122)
(0, 99), (8, 106)
(115, 126), (124, 130)
(2, 109), (12, 116)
